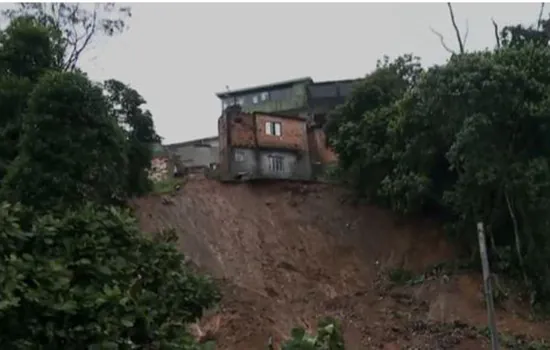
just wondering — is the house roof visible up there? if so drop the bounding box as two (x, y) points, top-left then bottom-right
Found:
(165, 136), (218, 150)
(216, 77), (313, 99)
(309, 78), (361, 86)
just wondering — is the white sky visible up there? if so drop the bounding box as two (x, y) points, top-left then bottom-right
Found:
(3, 3), (547, 144)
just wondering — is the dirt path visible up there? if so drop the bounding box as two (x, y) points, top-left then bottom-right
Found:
(133, 177), (550, 349)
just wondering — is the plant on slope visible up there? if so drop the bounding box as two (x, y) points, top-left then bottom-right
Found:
(103, 78), (161, 197)
(0, 70), (128, 211)
(0, 16), (62, 179)
(0, 10), (222, 350)
(0, 202), (220, 349)
(280, 318), (345, 350)
(326, 21), (550, 306)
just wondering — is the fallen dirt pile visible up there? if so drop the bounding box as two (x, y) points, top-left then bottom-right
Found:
(133, 176), (550, 349)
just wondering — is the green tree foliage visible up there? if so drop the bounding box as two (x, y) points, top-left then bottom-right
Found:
(0, 71), (128, 212)
(0, 202), (220, 349)
(327, 22), (550, 306)
(104, 79), (161, 196)
(0, 16), (63, 79)
(0, 16), (62, 178)
(325, 54), (423, 207)
(280, 318), (345, 350)
(0, 11), (222, 348)
(3, 3), (131, 70)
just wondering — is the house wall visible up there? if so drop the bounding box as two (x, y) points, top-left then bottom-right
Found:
(307, 80), (355, 113)
(228, 113), (256, 148)
(230, 147), (310, 180)
(166, 138), (219, 172)
(222, 81), (310, 115)
(221, 111), (312, 180)
(218, 116), (229, 177)
(255, 114), (308, 151)
(227, 112), (308, 151)
(310, 127), (337, 164)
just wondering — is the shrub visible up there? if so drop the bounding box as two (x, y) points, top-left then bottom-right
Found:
(281, 317), (345, 350)
(0, 202), (220, 349)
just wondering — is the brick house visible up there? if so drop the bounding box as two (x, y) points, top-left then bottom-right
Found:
(216, 77), (358, 181)
(218, 105), (311, 181)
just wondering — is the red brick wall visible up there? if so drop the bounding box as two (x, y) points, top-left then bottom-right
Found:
(229, 113), (256, 148)
(310, 128), (337, 164)
(226, 112), (308, 152)
(255, 114), (307, 151)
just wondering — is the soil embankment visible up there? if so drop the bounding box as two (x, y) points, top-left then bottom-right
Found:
(133, 176), (550, 349)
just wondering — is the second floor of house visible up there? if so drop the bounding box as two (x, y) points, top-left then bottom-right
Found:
(216, 77), (312, 116)
(216, 77), (360, 119)
(218, 109), (308, 153)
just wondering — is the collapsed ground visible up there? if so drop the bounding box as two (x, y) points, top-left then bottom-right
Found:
(133, 176), (550, 349)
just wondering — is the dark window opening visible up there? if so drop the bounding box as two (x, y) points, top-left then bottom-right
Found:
(268, 155), (284, 172)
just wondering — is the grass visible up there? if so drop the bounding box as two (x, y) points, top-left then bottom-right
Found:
(152, 177), (183, 194)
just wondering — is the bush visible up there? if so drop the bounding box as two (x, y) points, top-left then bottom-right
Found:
(0, 202), (220, 349)
(281, 317), (345, 350)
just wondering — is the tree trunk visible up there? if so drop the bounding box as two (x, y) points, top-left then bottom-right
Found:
(504, 190), (528, 286)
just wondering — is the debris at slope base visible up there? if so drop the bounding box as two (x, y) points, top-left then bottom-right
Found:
(133, 177), (550, 349)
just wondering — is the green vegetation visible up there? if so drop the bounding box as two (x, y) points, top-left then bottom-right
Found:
(279, 318), (345, 350)
(153, 177), (184, 195)
(4, 1), (550, 348)
(0, 3), (219, 349)
(326, 10), (550, 311)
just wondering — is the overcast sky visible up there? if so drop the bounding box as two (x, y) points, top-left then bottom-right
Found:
(6, 3), (549, 144)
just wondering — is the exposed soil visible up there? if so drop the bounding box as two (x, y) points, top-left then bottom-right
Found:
(132, 176), (550, 349)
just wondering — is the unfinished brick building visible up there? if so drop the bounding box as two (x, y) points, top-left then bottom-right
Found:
(216, 77), (358, 181)
(218, 105), (312, 181)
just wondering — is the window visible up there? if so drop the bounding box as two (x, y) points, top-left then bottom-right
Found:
(252, 95), (259, 104)
(237, 97), (244, 106)
(260, 91), (269, 101)
(268, 155), (284, 172)
(234, 151), (245, 162)
(265, 121), (282, 136)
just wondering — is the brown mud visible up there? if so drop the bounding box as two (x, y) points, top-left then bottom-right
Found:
(133, 176), (550, 349)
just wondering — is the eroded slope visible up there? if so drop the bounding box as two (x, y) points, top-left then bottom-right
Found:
(133, 177), (550, 349)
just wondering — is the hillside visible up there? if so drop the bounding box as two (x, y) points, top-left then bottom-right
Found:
(133, 176), (550, 349)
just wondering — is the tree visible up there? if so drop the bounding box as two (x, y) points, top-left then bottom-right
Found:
(3, 3), (132, 70)
(0, 71), (128, 212)
(327, 37), (550, 306)
(103, 79), (161, 196)
(0, 16), (63, 80)
(0, 202), (220, 349)
(0, 17), (63, 179)
(325, 54), (423, 207)
(0, 8), (220, 350)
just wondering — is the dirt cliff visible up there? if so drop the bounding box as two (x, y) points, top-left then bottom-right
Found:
(133, 176), (550, 349)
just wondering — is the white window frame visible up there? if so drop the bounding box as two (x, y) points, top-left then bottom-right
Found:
(237, 97), (244, 106)
(252, 95), (259, 104)
(265, 121), (282, 136)
(260, 92), (269, 101)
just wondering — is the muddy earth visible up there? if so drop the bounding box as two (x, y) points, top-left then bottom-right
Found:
(133, 176), (550, 349)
